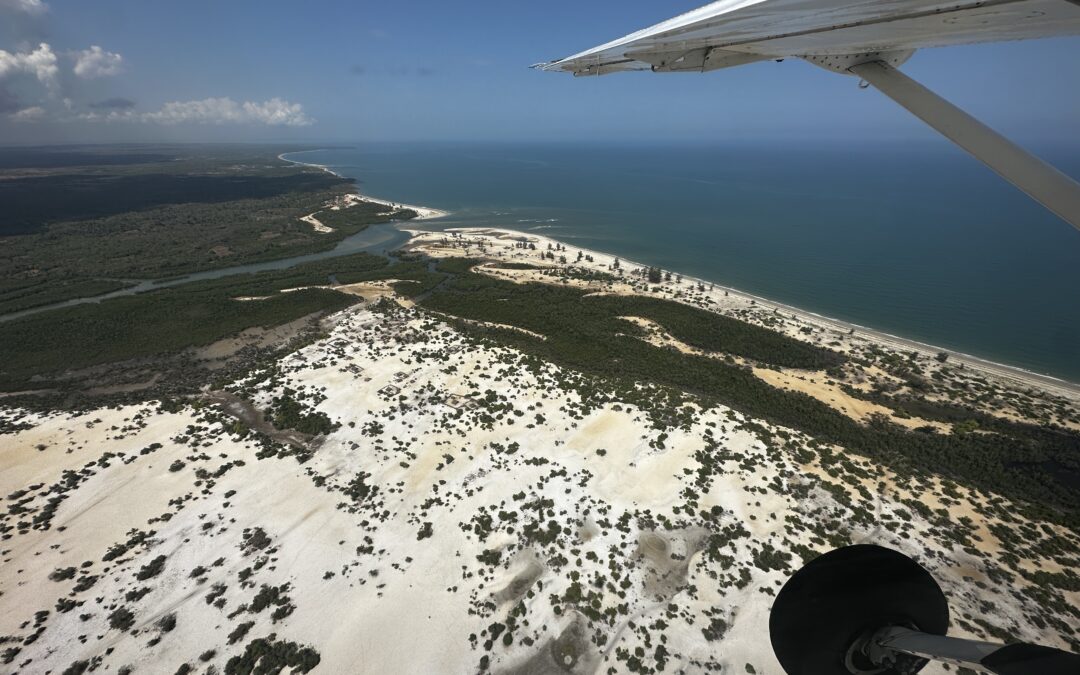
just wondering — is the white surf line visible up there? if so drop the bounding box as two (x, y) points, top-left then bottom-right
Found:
(278, 151), (449, 221)
(277, 151), (346, 178)
(344, 193), (449, 221)
(444, 226), (1080, 399)
(271, 158), (1074, 395)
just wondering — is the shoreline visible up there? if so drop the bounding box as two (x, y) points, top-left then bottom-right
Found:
(278, 151), (450, 221)
(275, 148), (1074, 396)
(429, 226), (1080, 400)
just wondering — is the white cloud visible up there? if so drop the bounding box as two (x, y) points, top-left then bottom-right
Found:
(72, 45), (123, 78)
(0, 43), (58, 88)
(10, 105), (45, 121)
(0, 0), (48, 15)
(141, 97), (313, 126)
(78, 97), (314, 126)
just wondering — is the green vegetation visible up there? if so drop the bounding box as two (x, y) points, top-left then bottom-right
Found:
(225, 635), (320, 675)
(701, 616), (727, 641)
(107, 607), (135, 632)
(0, 146), (175, 171)
(0, 285), (355, 387)
(0, 145), (417, 314)
(604, 294), (843, 370)
(423, 267), (843, 370)
(0, 277), (133, 316)
(418, 262), (1080, 524)
(49, 567), (76, 581)
(311, 200), (417, 234)
(1, 165), (342, 235)
(0, 252), (442, 390)
(489, 261), (541, 271)
(3, 241), (1077, 527)
(344, 472), (378, 504)
(227, 621), (255, 645)
(135, 555), (167, 581)
(269, 390), (338, 436)
(248, 584), (295, 622)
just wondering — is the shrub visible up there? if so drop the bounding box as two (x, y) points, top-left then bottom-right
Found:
(136, 554), (167, 580)
(49, 566), (77, 581)
(225, 635), (320, 675)
(108, 607), (135, 632)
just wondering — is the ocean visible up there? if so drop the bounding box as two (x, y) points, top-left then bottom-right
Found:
(284, 142), (1080, 383)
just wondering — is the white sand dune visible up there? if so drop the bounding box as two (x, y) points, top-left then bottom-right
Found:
(2, 229), (1077, 675)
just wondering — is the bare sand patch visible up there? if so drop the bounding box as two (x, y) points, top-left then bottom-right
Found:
(300, 213), (334, 233)
(752, 367), (950, 432)
(3, 226), (1077, 674)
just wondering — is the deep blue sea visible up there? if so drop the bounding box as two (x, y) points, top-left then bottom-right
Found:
(285, 142), (1080, 382)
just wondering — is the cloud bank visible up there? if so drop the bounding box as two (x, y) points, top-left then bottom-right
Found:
(11, 104), (44, 121)
(1, 5), (316, 134)
(143, 97), (313, 126)
(0, 42), (58, 87)
(73, 97), (314, 126)
(72, 45), (123, 78)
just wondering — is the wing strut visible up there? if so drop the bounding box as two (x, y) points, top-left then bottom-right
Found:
(849, 61), (1080, 232)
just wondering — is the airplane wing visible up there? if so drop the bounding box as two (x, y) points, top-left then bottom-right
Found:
(536, 0), (1080, 76)
(534, 0), (1080, 231)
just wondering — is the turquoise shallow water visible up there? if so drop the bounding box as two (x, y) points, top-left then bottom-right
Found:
(286, 142), (1080, 382)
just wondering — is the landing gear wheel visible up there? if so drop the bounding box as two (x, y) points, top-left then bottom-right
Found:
(769, 545), (949, 675)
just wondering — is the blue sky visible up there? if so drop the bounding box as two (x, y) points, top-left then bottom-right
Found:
(1, 0), (1078, 144)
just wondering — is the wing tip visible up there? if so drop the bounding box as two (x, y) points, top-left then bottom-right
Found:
(530, 60), (566, 72)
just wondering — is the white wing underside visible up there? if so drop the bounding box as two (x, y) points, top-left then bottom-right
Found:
(537, 0), (1080, 75)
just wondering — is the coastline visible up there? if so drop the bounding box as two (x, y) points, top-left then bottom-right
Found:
(4, 166), (1079, 674)
(276, 148), (1074, 397)
(420, 226), (1080, 401)
(278, 151), (450, 221)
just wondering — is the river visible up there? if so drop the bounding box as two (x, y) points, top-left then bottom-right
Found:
(0, 222), (413, 324)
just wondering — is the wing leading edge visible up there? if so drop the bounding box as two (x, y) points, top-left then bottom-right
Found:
(534, 0), (1080, 230)
(535, 0), (1080, 76)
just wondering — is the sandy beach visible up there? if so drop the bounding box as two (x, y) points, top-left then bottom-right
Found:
(2, 223), (1078, 673)
(5, 0), (1076, 667)
(278, 151), (450, 221)
(343, 192), (448, 220)
(422, 226), (1080, 402)
(282, 150), (1076, 399)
